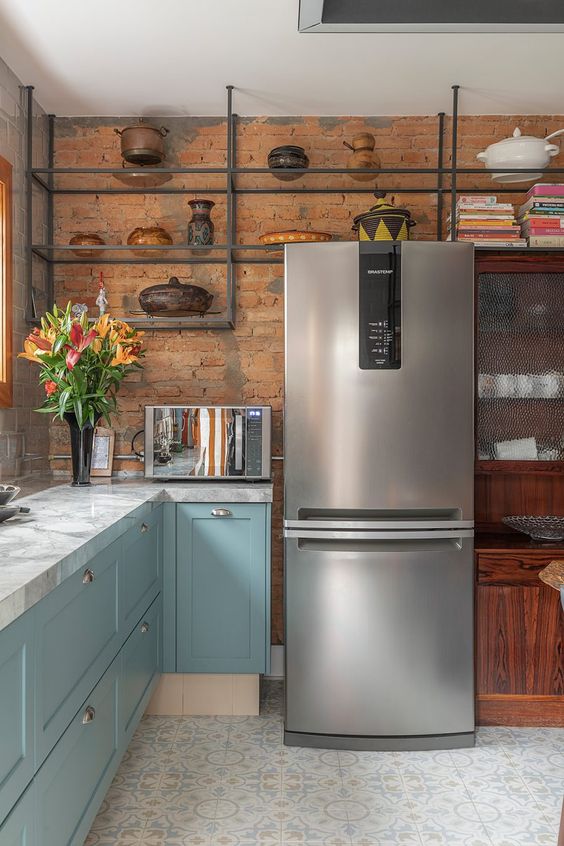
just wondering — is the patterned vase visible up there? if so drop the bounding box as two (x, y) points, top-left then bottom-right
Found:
(187, 199), (215, 247)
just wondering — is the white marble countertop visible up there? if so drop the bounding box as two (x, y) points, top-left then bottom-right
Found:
(0, 478), (273, 632)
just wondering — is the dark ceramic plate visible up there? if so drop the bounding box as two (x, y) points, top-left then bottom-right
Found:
(503, 515), (564, 541)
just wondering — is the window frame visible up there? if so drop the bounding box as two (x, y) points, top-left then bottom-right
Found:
(0, 154), (13, 408)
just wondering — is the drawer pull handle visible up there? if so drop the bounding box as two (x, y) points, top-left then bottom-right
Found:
(140, 621), (150, 633)
(82, 706), (96, 724)
(141, 522), (149, 533)
(211, 508), (232, 518)
(82, 568), (95, 584)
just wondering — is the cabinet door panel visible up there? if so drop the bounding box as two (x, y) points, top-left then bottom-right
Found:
(120, 507), (162, 634)
(0, 784), (35, 846)
(0, 612), (34, 826)
(35, 540), (120, 765)
(35, 660), (120, 846)
(177, 503), (267, 673)
(121, 595), (161, 742)
(476, 583), (564, 695)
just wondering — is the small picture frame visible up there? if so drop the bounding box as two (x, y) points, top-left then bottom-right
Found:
(91, 427), (115, 477)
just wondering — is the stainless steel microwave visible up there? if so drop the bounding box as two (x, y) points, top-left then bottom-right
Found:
(144, 405), (271, 480)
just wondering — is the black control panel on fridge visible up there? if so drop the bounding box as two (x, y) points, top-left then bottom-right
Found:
(359, 244), (401, 370)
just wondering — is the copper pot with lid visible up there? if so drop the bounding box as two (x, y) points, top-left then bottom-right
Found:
(115, 120), (169, 165)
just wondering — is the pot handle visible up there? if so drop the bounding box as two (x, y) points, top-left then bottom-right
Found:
(114, 128), (123, 137)
(408, 219), (417, 227)
(159, 127), (169, 137)
(343, 141), (354, 151)
(545, 143), (560, 157)
(476, 151), (487, 162)
(545, 129), (564, 142)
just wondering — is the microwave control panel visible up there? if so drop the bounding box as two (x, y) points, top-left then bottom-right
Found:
(359, 246), (401, 370)
(246, 408), (264, 477)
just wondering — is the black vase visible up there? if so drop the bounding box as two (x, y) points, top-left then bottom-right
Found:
(64, 412), (101, 487)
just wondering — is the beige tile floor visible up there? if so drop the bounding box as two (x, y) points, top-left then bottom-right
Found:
(85, 681), (563, 846)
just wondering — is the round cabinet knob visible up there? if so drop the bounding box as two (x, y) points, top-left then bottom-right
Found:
(141, 522), (149, 533)
(140, 622), (150, 633)
(82, 705), (96, 724)
(211, 508), (233, 518)
(82, 568), (95, 584)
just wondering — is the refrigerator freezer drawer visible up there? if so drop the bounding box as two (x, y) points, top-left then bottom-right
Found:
(284, 535), (474, 740)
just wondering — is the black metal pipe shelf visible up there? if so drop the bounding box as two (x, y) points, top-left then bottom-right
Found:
(25, 83), (564, 331)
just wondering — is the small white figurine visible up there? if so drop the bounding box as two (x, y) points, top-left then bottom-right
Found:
(96, 271), (108, 316)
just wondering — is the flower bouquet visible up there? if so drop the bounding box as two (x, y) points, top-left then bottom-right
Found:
(19, 303), (144, 485)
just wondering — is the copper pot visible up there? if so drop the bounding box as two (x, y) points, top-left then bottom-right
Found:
(127, 226), (173, 257)
(114, 121), (169, 165)
(343, 133), (380, 182)
(69, 233), (106, 257)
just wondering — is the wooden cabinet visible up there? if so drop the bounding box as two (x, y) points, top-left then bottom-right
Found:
(0, 612), (34, 826)
(176, 503), (269, 673)
(475, 537), (564, 725)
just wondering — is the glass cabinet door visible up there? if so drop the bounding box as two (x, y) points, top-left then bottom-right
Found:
(477, 269), (564, 463)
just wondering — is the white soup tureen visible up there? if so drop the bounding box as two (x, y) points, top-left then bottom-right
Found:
(477, 127), (564, 183)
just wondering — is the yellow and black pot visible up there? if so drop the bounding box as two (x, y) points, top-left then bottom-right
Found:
(353, 193), (416, 241)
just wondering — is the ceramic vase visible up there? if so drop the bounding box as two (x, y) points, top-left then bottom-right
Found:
(187, 199), (215, 247)
(64, 412), (101, 486)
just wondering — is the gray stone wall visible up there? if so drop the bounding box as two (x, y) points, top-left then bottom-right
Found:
(0, 57), (49, 480)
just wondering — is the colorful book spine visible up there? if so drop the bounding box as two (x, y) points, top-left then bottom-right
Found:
(457, 195), (498, 205)
(527, 235), (564, 246)
(519, 216), (564, 228)
(456, 232), (522, 240)
(527, 184), (564, 198)
(518, 199), (564, 215)
(522, 226), (564, 236)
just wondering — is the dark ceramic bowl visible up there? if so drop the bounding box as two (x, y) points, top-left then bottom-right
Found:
(0, 505), (19, 524)
(267, 145), (309, 181)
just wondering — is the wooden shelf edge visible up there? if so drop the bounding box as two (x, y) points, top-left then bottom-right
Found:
(476, 460), (564, 475)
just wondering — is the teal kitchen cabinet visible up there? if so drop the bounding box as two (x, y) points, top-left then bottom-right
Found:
(34, 659), (120, 846)
(0, 784), (35, 846)
(120, 506), (162, 634)
(0, 611), (34, 826)
(121, 594), (162, 744)
(176, 503), (270, 673)
(34, 538), (121, 766)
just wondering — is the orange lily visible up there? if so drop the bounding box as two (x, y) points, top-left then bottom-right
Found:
(94, 313), (111, 339)
(110, 343), (139, 366)
(18, 338), (46, 363)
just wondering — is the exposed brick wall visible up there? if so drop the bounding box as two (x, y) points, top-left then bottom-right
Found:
(51, 113), (564, 643)
(0, 59), (49, 480)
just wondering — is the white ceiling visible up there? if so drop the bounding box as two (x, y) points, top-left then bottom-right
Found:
(1, 0), (564, 116)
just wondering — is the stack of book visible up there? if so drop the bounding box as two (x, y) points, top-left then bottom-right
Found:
(518, 184), (564, 246)
(448, 195), (526, 247)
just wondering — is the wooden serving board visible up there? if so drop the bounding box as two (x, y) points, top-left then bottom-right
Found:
(539, 560), (564, 590)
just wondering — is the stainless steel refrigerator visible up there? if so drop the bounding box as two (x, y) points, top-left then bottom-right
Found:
(284, 241), (475, 751)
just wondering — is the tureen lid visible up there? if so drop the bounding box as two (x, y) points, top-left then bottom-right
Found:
(492, 127), (544, 146)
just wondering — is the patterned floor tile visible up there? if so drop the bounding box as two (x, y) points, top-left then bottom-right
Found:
(86, 683), (564, 846)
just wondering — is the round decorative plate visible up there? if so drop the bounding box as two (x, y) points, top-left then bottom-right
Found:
(259, 230), (332, 246)
(502, 515), (564, 541)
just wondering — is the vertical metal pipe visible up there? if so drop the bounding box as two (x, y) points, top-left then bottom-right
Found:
(25, 85), (36, 321)
(436, 112), (445, 241)
(226, 85), (235, 327)
(450, 85), (460, 242)
(47, 114), (55, 311)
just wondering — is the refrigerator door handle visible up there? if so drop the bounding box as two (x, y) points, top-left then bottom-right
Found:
(285, 519), (474, 531)
(284, 529), (475, 540)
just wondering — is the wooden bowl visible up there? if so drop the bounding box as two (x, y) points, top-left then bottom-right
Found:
(69, 233), (106, 257)
(127, 226), (173, 257)
(259, 230), (332, 246)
